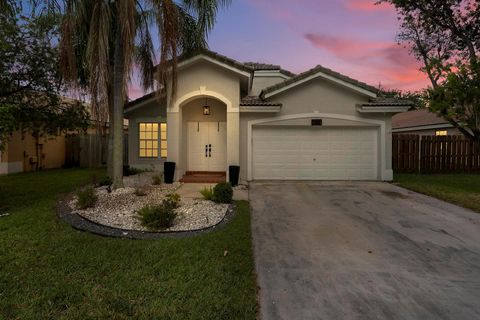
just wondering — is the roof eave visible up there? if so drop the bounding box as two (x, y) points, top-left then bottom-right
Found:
(124, 93), (158, 116)
(240, 105), (281, 113)
(356, 105), (411, 113)
(262, 71), (378, 99)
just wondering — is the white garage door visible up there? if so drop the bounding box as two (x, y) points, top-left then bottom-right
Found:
(252, 126), (378, 180)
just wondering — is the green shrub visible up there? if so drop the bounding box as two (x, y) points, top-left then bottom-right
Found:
(165, 193), (181, 208)
(151, 174), (162, 185)
(200, 186), (214, 201)
(134, 188), (147, 197)
(137, 203), (177, 230)
(123, 165), (145, 176)
(76, 186), (98, 209)
(213, 182), (233, 204)
(98, 175), (112, 187)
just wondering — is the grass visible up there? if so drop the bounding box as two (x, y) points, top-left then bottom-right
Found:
(394, 173), (480, 212)
(0, 169), (257, 319)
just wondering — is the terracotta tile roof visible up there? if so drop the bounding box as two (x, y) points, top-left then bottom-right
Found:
(176, 49), (254, 73)
(125, 91), (159, 110)
(392, 109), (448, 129)
(240, 96), (282, 106)
(362, 97), (413, 107)
(261, 64), (380, 98)
(244, 62), (296, 77)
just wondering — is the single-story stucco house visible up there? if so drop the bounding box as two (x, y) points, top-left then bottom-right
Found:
(392, 109), (460, 136)
(124, 50), (411, 182)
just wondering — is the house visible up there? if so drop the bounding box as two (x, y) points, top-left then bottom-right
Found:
(0, 98), (107, 175)
(0, 132), (67, 174)
(392, 109), (460, 136)
(124, 50), (411, 182)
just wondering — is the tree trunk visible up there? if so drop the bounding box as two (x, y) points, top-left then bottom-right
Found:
(107, 80), (114, 178)
(111, 26), (125, 189)
(34, 133), (40, 171)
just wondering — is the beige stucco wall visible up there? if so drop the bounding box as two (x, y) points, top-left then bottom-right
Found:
(125, 99), (166, 170)
(239, 78), (393, 181)
(0, 131), (66, 174)
(250, 73), (288, 96)
(167, 59), (242, 179)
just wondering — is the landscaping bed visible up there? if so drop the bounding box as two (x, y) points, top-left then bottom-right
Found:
(69, 172), (229, 232)
(0, 169), (257, 319)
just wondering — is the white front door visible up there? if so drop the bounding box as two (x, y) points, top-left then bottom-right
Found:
(187, 121), (227, 172)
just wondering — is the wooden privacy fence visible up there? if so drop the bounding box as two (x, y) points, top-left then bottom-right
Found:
(393, 134), (480, 173)
(65, 134), (128, 168)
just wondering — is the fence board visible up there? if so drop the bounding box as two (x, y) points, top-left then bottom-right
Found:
(393, 134), (480, 174)
(65, 133), (127, 168)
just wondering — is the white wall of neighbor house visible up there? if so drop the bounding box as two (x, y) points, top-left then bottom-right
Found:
(167, 59), (242, 180)
(239, 77), (395, 182)
(392, 126), (460, 136)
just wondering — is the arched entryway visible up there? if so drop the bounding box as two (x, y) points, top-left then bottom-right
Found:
(181, 97), (227, 173)
(167, 87), (239, 182)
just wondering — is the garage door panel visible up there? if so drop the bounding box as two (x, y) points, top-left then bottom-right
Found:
(252, 126), (378, 180)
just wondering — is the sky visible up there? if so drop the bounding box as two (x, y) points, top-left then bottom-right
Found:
(129, 0), (431, 99)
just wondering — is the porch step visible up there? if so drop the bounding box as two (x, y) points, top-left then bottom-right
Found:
(180, 171), (226, 183)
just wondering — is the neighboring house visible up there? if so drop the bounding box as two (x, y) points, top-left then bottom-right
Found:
(0, 132), (67, 175)
(0, 97), (107, 175)
(124, 50), (410, 182)
(392, 109), (460, 136)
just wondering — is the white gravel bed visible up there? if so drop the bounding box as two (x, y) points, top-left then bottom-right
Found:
(69, 173), (229, 232)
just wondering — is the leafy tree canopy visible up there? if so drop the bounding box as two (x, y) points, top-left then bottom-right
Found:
(379, 0), (480, 144)
(0, 7), (90, 150)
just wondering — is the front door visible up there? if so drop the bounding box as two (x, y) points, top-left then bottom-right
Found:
(187, 121), (226, 172)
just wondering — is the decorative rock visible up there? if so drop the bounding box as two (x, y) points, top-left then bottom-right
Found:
(69, 172), (229, 232)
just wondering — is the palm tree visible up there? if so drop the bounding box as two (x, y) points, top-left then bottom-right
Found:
(59, 0), (230, 189)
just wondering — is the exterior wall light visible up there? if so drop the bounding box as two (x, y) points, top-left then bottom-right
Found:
(203, 98), (210, 115)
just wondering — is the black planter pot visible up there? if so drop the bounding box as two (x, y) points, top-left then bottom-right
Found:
(229, 165), (240, 187)
(164, 162), (176, 184)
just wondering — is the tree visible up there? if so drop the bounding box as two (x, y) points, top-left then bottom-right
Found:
(59, 0), (230, 189)
(0, 6), (90, 157)
(380, 0), (480, 144)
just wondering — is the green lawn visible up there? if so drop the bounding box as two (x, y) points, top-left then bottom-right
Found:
(394, 173), (480, 213)
(0, 169), (257, 319)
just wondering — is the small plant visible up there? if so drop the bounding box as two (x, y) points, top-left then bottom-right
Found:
(123, 165), (145, 176)
(213, 182), (233, 204)
(76, 186), (98, 209)
(200, 186), (214, 201)
(91, 174), (98, 186)
(152, 174), (162, 185)
(165, 193), (181, 208)
(137, 203), (177, 230)
(98, 175), (112, 187)
(134, 188), (147, 197)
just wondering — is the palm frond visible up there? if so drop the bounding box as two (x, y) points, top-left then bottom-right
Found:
(85, 0), (111, 126)
(117, 0), (136, 95)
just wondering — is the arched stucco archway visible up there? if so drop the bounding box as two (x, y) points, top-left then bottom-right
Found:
(167, 86), (239, 180)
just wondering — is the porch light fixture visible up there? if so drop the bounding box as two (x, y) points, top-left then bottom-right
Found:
(203, 98), (210, 116)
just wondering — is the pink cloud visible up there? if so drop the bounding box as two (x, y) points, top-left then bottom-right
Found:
(345, 0), (393, 11)
(305, 33), (386, 59)
(304, 32), (428, 90)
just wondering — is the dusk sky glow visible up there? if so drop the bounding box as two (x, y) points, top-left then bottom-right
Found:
(129, 0), (431, 99)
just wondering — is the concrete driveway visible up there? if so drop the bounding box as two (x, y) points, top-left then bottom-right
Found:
(250, 181), (480, 320)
